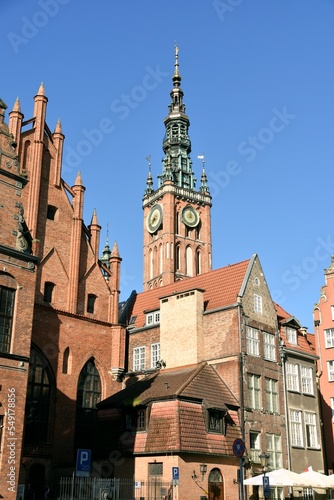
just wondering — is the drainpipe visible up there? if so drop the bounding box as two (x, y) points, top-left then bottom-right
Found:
(279, 340), (291, 471)
(238, 303), (245, 500)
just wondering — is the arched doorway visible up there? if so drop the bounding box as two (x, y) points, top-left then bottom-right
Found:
(208, 468), (224, 500)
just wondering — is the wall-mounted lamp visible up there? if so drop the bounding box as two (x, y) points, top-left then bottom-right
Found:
(192, 464), (207, 482)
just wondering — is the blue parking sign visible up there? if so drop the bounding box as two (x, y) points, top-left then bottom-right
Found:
(263, 476), (270, 496)
(172, 467), (179, 480)
(76, 449), (91, 477)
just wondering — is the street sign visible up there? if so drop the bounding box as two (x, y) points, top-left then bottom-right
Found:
(76, 449), (91, 477)
(263, 475), (270, 496)
(232, 438), (245, 458)
(172, 467), (179, 480)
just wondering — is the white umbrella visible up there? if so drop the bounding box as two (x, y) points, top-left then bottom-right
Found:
(244, 468), (313, 487)
(299, 467), (333, 489)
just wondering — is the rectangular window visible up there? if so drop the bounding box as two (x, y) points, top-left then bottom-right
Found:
(266, 433), (282, 469)
(305, 412), (318, 448)
(246, 327), (260, 356)
(286, 327), (297, 345)
(208, 409), (224, 434)
(133, 346), (146, 371)
(264, 332), (276, 361)
(301, 366), (314, 395)
(290, 409), (303, 447)
(286, 362), (299, 391)
(248, 373), (261, 409)
(0, 286), (15, 353)
(325, 328), (334, 348)
(328, 361), (334, 382)
(137, 409), (146, 431)
(150, 343), (160, 368)
(249, 431), (261, 463)
(265, 378), (278, 413)
(254, 294), (262, 314)
(146, 311), (160, 326)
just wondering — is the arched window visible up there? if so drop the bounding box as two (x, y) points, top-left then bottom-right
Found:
(25, 347), (53, 444)
(186, 246), (193, 276)
(75, 359), (101, 449)
(196, 249), (201, 275)
(175, 245), (181, 271)
(0, 285), (15, 353)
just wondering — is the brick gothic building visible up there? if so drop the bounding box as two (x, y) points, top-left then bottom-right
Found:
(0, 87), (128, 499)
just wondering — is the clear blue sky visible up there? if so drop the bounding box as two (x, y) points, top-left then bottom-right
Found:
(2, 0), (334, 330)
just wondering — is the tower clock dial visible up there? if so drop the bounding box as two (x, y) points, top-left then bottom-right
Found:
(146, 204), (163, 233)
(181, 206), (200, 228)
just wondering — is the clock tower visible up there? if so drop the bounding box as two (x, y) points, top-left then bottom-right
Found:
(143, 47), (212, 290)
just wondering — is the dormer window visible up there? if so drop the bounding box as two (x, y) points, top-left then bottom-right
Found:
(286, 327), (297, 345)
(146, 311), (160, 326)
(207, 409), (225, 434)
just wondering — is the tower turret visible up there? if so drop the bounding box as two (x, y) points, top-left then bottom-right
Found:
(142, 47), (212, 291)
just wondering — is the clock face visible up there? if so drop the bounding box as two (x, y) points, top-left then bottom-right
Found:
(182, 206), (200, 227)
(147, 204), (162, 233)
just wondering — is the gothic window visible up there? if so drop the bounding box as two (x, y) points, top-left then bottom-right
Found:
(0, 286), (15, 353)
(43, 282), (55, 303)
(87, 294), (96, 314)
(175, 245), (181, 271)
(75, 359), (101, 449)
(24, 347), (53, 444)
(186, 246), (193, 276)
(196, 249), (201, 275)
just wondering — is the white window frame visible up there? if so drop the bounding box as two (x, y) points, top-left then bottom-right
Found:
(133, 346), (146, 371)
(246, 327), (260, 356)
(266, 433), (282, 469)
(150, 342), (160, 368)
(301, 365), (314, 395)
(328, 360), (334, 382)
(265, 377), (278, 413)
(146, 310), (160, 326)
(254, 294), (262, 314)
(286, 327), (297, 345)
(249, 431), (261, 463)
(290, 409), (303, 447)
(286, 362), (299, 392)
(264, 332), (276, 361)
(248, 373), (261, 410)
(305, 412), (318, 448)
(325, 328), (334, 348)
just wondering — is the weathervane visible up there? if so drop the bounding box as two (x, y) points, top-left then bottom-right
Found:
(197, 154), (205, 167)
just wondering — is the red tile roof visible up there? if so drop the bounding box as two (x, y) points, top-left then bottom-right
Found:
(274, 303), (317, 356)
(98, 363), (241, 455)
(129, 259), (251, 328)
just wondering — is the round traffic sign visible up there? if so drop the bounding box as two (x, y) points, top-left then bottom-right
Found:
(233, 438), (245, 458)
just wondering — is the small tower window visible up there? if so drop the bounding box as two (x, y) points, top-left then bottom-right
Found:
(87, 294), (96, 314)
(46, 205), (58, 221)
(43, 282), (55, 303)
